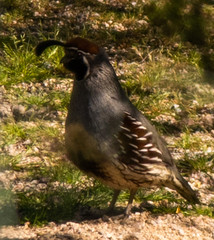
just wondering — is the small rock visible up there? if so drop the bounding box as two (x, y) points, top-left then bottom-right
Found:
(124, 234), (139, 240)
(102, 215), (110, 222)
(25, 109), (34, 119)
(6, 143), (24, 156)
(12, 105), (26, 121)
(172, 104), (182, 113)
(23, 139), (32, 145)
(24, 222), (30, 229)
(0, 103), (12, 119)
(201, 114), (213, 128)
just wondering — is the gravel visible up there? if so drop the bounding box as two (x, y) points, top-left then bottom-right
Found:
(0, 212), (214, 240)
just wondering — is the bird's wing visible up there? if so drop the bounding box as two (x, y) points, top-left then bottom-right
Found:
(115, 112), (166, 173)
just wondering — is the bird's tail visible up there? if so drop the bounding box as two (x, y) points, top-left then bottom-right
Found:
(169, 171), (200, 204)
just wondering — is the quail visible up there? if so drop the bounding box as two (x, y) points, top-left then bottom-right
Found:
(35, 37), (199, 215)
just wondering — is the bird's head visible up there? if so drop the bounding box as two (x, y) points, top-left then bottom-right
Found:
(35, 37), (104, 81)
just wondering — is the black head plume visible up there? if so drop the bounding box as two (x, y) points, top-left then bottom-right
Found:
(35, 40), (65, 56)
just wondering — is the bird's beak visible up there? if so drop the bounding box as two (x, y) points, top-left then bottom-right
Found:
(60, 55), (71, 65)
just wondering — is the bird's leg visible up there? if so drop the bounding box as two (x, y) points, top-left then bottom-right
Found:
(107, 189), (121, 212)
(104, 190), (137, 221)
(125, 189), (137, 216)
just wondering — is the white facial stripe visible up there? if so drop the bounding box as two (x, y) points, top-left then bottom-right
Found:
(82, 55), (90, 80)
(66, 47), (95, 56)
(78, 50), (90, 56)
(67, 47), (78, 51)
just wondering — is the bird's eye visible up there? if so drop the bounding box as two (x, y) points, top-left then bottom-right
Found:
(77, 52), (82, 57)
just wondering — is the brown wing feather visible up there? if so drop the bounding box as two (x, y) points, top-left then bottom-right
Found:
(117, 112), (164, 168)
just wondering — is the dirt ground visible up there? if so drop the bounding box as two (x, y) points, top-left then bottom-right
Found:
(1, 211), (214, 240)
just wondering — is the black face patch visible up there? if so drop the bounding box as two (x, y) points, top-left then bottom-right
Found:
(61, 52), (89, 81)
